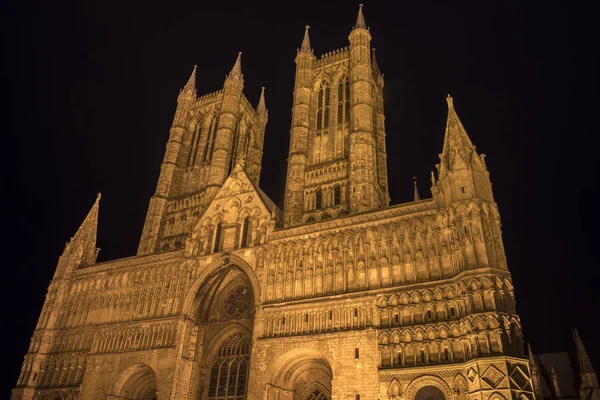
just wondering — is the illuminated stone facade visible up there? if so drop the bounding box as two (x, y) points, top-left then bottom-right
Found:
(13, 5), (556, 400)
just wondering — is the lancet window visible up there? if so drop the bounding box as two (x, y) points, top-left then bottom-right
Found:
(314, 83), (330, 163)
(213, 222), (223, 254)
(337, 76), (350, 124)
(187, 121), (202, 167)
(240, 217), (250, 248)
(208, 333), (250, 400)
(203, 115), (218, 162)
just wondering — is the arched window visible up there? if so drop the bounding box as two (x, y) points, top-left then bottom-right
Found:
(337, 77), (350, 124)
(316, 84), (330, 132)
(240, 217), (250, 248)
(213, 223), (223, 254)
(208, 334), (251, 400)
(315, 190), (322, 210)
(204, 116), (218, 162)
(334, 185), (341, 205)
(187, 122), (202, 167)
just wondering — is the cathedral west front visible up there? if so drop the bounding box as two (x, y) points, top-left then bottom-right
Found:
(15, 5), (596, 400)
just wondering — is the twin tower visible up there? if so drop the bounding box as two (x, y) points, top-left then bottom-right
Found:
(138, 5), (395, 255)
(138, 4), (494, 257)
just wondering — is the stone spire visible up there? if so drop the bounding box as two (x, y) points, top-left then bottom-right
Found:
(441, 94), (478, 169)
(228, 52), (243, 80)
(528, 343), (544, 400)
(574, 329), (595, 373)
(257, 86), (267, 115)
(551, 363), (562, 400)
(372, 48), (380, 75)
(300, 25), (312, 53)
(62, 193), (101, 267)
(354, 4), (367, 30)
(182, 65), (197, 95)
(413, 177), (421, 201)
(573, 329), (600, 400)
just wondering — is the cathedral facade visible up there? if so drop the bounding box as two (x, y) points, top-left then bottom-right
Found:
(15, 5), (593, 400)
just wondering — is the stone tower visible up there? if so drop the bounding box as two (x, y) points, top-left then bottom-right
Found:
(283, 5), (389, 227)
(138, 53), (268, 255)
(13, 5), (541, 400)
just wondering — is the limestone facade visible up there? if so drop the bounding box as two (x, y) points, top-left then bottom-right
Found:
(13, 5), (541, 400)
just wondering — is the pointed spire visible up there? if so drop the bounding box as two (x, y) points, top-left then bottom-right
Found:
(551, 363), (562, 400)
(63, 193), (101, 266)
(228, 52), (243, 80)
(372, 48), (380, 75)
(354, 4), (368, 30)
(574, 329), (595, 373)
(257, 86), (267, 115)
(182, 65), (197, 94)
(528, 342), (538, 371)
(412, 177), (421, 201)
(440, 94), (480, 173)
(300, 25), (312, 53)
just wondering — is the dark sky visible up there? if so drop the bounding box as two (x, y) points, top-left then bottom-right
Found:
(2, 0), (599, 394)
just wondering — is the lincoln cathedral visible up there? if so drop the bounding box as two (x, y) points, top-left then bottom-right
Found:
(12, 5), (599, 400)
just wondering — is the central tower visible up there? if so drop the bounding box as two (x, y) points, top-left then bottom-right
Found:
(283, 5), (389, 227)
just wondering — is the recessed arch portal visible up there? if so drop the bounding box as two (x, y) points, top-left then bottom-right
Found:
(415, 386), (446, 400)
(268, 348), (333, 400)
(107, 364), (157, 400)
(183, 257), (258, 400)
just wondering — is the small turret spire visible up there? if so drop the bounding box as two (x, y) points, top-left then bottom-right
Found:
(574, 329), (595, 373)
(257, 86), (267, 115)
(551, 363), (562, 400)
(354, 4), (368, 30)
(412, 177), (421, 201)
(439, 94), (481, 175)
(528, 342), (538, 370)
(372, 48), (380, 75)
(300, 25), (312, 53)
(62, 193), (101, 267)
(182, 65), (197, 94)
(228, 52), (243, 80)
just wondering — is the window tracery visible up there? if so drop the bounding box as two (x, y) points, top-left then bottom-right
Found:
(207, 333), (251, 400)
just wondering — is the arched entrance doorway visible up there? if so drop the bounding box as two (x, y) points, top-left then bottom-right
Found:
(268, 349), (332, 400)
(187, 263), (256, 399)
(108, 364), (157, 400)
(415, 386), (446, 400)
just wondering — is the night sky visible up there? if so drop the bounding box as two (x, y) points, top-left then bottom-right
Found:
(2, 0), (599, 394)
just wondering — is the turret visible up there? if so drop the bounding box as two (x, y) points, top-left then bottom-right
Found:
(348, 4), (382, 212)
(246, 86), (268, 183)
(528, 343), (544, 400)
(573, 329), (600, 400)
(283, 26), (316, 227)
(54, 193), (101, 279)
(138, 66), (197, 255)
(206, 52), (245, 198)
(433, 95), (493, 207)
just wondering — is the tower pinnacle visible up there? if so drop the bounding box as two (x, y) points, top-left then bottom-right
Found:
(354, 4), (368, 30)
(257, 86), (267, 115)
(574, 329), (595, 373)
(413, 177), (421, 201)
(228, 52), (243, 80)
(372, 48), (380, 75)
(300, 25), (312, 53)
(62, 193), (101, 267)
(182, 65), (197, 94)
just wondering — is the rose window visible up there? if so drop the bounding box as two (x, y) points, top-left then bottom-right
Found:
(224, 286), (252, 315)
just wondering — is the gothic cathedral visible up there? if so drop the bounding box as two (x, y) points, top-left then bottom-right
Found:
(12, 5), (599, 400)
